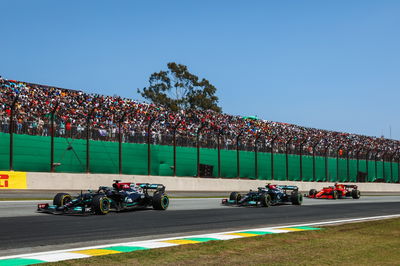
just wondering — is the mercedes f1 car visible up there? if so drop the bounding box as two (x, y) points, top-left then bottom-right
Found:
(306, 183), (361, 199)
(221, 184), (303, 207)
(37, 180), (169, 215)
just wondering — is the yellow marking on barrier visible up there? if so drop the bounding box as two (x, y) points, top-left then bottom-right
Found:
(71, 249), (121, 256)
(226, 233), (259, 237)
(276, 228), (305, 231)
(0, 171), (27, 189)
(162, 239), (200, 245)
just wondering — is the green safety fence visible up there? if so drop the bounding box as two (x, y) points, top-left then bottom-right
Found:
(0, 132), (399, 183)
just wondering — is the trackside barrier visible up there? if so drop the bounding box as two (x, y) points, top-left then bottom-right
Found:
(0, 133), (399, 183)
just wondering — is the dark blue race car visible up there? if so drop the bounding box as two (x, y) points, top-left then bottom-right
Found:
(222, 184), (303, 207)
(37, 180), (169, 215)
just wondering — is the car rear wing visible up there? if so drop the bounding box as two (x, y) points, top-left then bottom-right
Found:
(277, 185), (299, 191)
(344, 184), (358, 189)
(137, 183), (166, 192)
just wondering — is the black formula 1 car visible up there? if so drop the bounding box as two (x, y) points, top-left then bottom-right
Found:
(37, 180), (169, 215)
(221, 184), (303, 207)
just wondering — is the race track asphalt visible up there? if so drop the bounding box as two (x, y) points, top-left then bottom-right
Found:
(0, 197), (399, 257)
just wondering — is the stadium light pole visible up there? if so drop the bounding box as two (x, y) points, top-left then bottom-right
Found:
(270, 136), (278, 180)
(236, 131), (244, 178)
(118, 112), (126, 175)
(147, 118), (156, 176)
(285, 137), (293, 181)
(9, 94), (19, 171)
(299, 139), (307, 181)
(336, 145), (343, 182)
(50, 102), (59, 172)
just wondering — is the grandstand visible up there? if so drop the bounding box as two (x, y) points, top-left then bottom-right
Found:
(0, 77), (399, 182)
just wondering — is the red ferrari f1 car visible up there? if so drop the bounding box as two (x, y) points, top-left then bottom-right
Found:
(307, 183), (361, 199)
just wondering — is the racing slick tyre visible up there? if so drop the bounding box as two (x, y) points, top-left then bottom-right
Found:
(351, 189), (361, 199)
(309, 189), (317, 197)
(229, 192), (242, 204)
(332, 190), (338, 200)
(152, 193), (169, 210)
(260, 194), (272, 207)
(291, 191), (303, 205)
(53, 193), (72, 207)
(92, 195), (111, 215)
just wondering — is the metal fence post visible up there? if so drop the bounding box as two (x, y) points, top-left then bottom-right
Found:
(196, 125), (204, 177)
(86, 108), (95, 174)
(270, 136), (278, 180)
(147, 118), (156, 176)
(9, 95), (19, 171)
(172, 124), (180, 177)
(236, 131), (243, 178)
(336, 145), (342, 182)
(366, 149), (370, 182)
(374, 152), (378, 181)
(312, 142), (318, 182)
(50, 102), (59, 172)
(217, 131), (221, 178)
(325, 144), (330, 182)
(382, 152), (386, 181)
(254, 134), (262, 179)
(299, 140), (307, 181)
(285, 137), (292, 181)
(118, 112), (126, 175)
(347, 148), (351, 182)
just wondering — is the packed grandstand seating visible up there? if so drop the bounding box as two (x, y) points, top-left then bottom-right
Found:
(0, 77), (399, 159)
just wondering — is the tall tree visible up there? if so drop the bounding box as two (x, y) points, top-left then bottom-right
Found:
(138, 62), (222, 112)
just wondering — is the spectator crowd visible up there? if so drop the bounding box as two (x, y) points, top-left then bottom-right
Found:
(1, 77), (399, 159)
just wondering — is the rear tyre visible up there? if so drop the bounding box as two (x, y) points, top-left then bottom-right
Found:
(260, 194), (272, 207)
(53, 193), (72, 206)
(351, 189), (361, 199)
(92, 195), (111, 215)
(152, 193), (169, 210)
(291, 191), (303, 205)
(229, 192), (242, 203)
(332, 190), (338, 200)
(309, 189), (317, 197)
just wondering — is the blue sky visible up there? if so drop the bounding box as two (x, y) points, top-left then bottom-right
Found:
(1, 1), (399, 139)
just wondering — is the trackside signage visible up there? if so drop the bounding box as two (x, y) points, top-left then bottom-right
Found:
(0, 171), (27, 189)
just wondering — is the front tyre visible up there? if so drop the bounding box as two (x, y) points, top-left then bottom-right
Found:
(309, 189), (317, 197)
(260, 194), (272, 207)
(92, 195), (111, 215)
(153, 193), (169, 210)
(291, 191), (303, 205)
(229, 192), (242, 204)
(53, 193), (72, 207)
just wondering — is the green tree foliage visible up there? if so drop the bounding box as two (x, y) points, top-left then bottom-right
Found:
(138, 62), (222, 112)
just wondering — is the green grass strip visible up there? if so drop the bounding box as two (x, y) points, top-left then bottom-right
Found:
(0, 258), (45, 266)
(101, 246), (148, 252)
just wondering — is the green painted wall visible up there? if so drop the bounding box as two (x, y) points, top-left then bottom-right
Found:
(0, 133), (398, 183)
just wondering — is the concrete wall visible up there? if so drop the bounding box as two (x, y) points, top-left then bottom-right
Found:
(27, 172), (400, 192)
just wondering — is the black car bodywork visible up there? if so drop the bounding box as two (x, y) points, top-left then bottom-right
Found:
(222, 185), (303, 207)
(37, 180), (169, 215)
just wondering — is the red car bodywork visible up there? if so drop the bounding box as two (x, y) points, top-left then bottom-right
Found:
(307, 184), (360, 199)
